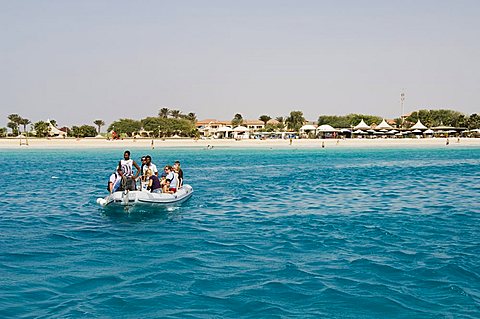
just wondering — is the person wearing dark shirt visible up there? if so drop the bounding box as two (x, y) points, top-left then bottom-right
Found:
(145, 169), (161, 193)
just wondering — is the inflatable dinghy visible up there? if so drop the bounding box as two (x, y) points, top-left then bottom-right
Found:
(97, 184), (193, 208)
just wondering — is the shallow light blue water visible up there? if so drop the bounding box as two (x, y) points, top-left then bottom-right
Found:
(1, 147), (479, 318)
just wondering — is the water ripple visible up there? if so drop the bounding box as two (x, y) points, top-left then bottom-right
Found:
(0, 148), (479, 318)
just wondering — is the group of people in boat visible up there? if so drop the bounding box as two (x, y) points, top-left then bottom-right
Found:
(108, 150), (183, 194)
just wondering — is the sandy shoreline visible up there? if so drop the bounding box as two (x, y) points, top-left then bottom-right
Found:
(1, 137), (479, 149)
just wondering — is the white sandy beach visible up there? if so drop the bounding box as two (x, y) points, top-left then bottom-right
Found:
(1, 137), (479, 149)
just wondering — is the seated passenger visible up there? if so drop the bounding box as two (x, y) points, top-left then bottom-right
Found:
(142, 155), (158, 177)
(146, 169), (162, 193)
(108, 171), (121, 194)
(163, 165), (179, 193)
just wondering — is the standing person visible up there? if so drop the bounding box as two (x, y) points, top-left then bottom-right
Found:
(117, 150), (140, 190)
(173, 160), (183, 187)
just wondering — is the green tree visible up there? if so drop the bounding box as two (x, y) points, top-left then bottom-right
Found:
(169, 109), (181, 118)
(261, 123), (277, 132)
(259, 115), (272, 126)
(19, 118), (31, 133)
(7, 122), (19, 136)
(186, 112), (197, 122)
(7, 114), (22, 135)
(80, 125), (97, 137)
(275, 116), (285, 130)
(93, 119), (105, 135)
(0, 127), (7, 137)
(468, 113), (480, 129)
(49, 119), (57, 127)
(34, 121), (50, 137)
(141, 117), (196, 137)
(285, 111), (305, 132)
(317, 115), (351, 128)
(108, 119), (142, 137)
(231, 113), (243, 127)
(158, 108), (169, 118)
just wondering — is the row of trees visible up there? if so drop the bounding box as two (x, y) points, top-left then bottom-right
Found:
(108, 108), (198, 137)
(3, 108), (479, 138)
(231, 111), (307, 132)
(317, 110), (480, 129)
(404, 110), (480, 129)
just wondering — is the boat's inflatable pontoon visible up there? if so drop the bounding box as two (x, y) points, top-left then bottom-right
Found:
(97, 184), (193, 207)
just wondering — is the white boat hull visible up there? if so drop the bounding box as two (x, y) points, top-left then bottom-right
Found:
(97, 184), (193, 207)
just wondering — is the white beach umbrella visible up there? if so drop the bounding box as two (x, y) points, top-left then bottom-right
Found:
(353, 119), (370, 130)
(217, 126), (233, 132)
(316, 124), (337, 132)
(424, 129), (434, 134)
(411, 120), (427, 130)
(353, 129), (364, 134)
(388, 129), (398, 134)
(233, 126), (249, 132)
(300, 124), (317, 131)
(412, 129), (422, 133)
(376, 119), (393, 130)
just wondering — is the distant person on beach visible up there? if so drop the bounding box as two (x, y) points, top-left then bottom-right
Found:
(117, 150), (140, 190)
(446, 138), (450, 146)
(289, 137), (293, 145)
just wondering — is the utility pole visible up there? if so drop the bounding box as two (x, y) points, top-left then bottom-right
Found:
(400, 91), (405, 128)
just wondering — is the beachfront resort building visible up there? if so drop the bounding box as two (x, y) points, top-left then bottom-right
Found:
(196, 119), (279, 138)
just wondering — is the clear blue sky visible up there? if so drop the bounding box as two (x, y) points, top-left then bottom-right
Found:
(1, 0), (479, 127)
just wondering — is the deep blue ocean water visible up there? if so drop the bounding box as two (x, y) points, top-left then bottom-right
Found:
(1, 146), (479, 318)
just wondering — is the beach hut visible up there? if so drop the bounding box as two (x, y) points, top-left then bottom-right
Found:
(353, 119), (370, 130)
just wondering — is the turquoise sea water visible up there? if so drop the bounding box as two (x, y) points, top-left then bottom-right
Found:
(1, 147), (479, 318)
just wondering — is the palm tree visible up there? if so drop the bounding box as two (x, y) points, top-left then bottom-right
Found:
(94, 119), (105, 135)
(158, 108), (169, 118)
(187, 112), (197, 122)
(19, 118), (31, 133)
(259, 115), (271, 125)
(231, 113), (243, 127)
(169, 109), (181, 118)
(7, 114), (21, 135)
